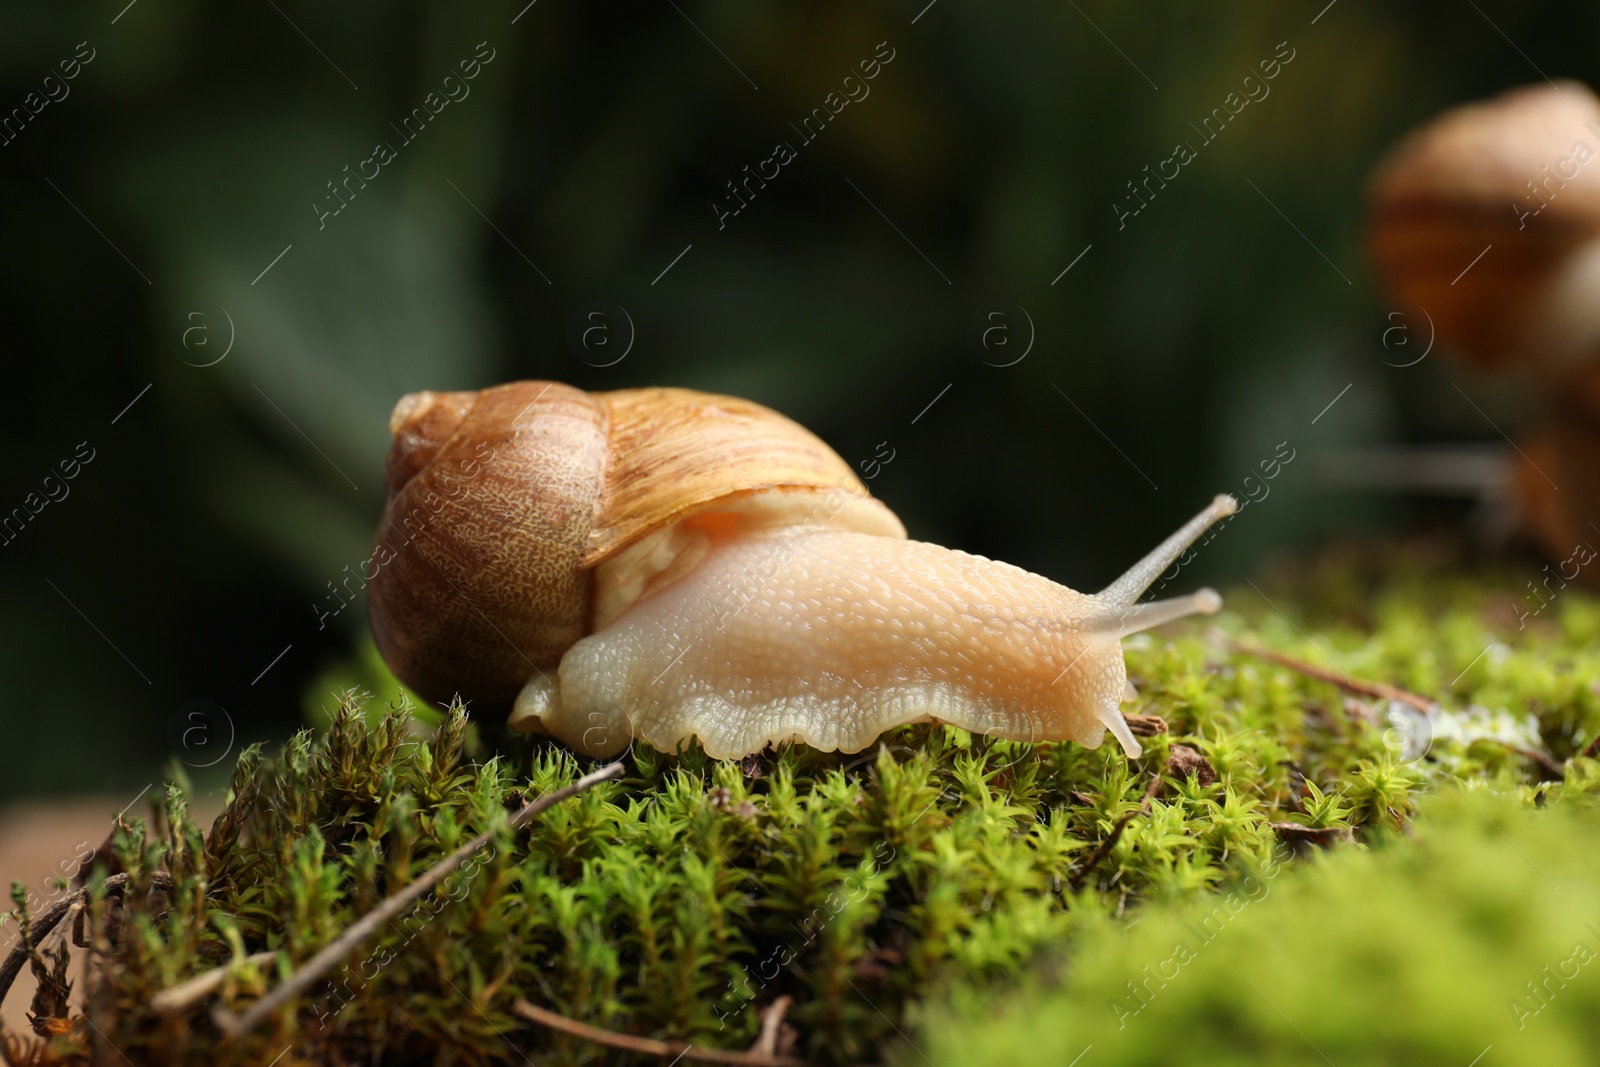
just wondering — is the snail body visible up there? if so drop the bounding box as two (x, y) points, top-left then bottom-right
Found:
(369, 381), (1233, 760)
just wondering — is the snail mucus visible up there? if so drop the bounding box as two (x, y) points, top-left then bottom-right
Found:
(368, 381), (1235, 760)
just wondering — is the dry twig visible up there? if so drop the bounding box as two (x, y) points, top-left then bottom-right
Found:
(751, 995), (794, 1057)
(1068, 776), (1162, 890)
(0, 873), (173, 1010)
(215, 761), (626, 1039)
(1231, 641), (1436, 716)
(150, 951), (278, 1015)
(1478, 740), (1565, 781)
(512, 997), (808, 1067)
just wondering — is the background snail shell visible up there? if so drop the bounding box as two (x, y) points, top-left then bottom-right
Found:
(1367, 80), (1600, 372)
(369, 380), (1232, 760)
(1367, 81), (1600, 565)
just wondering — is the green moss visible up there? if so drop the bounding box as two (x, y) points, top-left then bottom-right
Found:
(7, 552), (1600, 1065)
(920, 790), (1600, 1067)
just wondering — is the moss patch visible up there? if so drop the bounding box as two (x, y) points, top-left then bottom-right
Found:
(920, 790), (1600, 1067)
(5, 549), (1600, 1065)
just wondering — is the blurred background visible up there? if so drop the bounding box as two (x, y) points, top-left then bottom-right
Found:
(0, 0), (1594, 807)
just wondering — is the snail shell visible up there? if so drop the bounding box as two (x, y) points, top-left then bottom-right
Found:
(1368, 80), (1600, 371)
(1367, 81), (1600, 565)
(369, 381), (1233, 760)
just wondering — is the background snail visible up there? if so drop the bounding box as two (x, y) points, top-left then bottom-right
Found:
(368, 381), (1235, 760)
(1368, 80), (1600, 373)
(1367, 80), (1600, 563)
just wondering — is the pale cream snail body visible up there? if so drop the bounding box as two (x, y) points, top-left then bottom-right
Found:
(368, 381), (1235, 760)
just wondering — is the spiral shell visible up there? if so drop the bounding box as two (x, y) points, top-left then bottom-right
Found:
(368, 381), (903, 709)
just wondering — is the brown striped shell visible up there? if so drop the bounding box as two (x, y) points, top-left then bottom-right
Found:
(367, 381), (905, 710)
(1367, 82), (1600, 569)
(1367, 81), (1600, 371)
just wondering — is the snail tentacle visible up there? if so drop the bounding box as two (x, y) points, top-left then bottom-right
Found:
(1096, 494), (1238, 606)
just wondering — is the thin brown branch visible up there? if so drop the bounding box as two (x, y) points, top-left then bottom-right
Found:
(1231, 641), (1437, 716)
(1068, 776), (1161, 891)
(751, 994), (793, 1057)
(216, 761), (626, 1039)
(32, 903), (83, 959)
(149, 950), (278, 1015)
(0, 873), (172, 1011)
(512, 997), (808, 1067)
(1479, 740), (1565, 781)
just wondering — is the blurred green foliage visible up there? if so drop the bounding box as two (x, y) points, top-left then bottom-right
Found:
(1, 0), (1597, 800)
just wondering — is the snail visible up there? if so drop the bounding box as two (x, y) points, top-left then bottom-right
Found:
(1368, 80), (1600, 373)
(367, 381), (1235, 760)
(1367, 81), (1600, 563)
